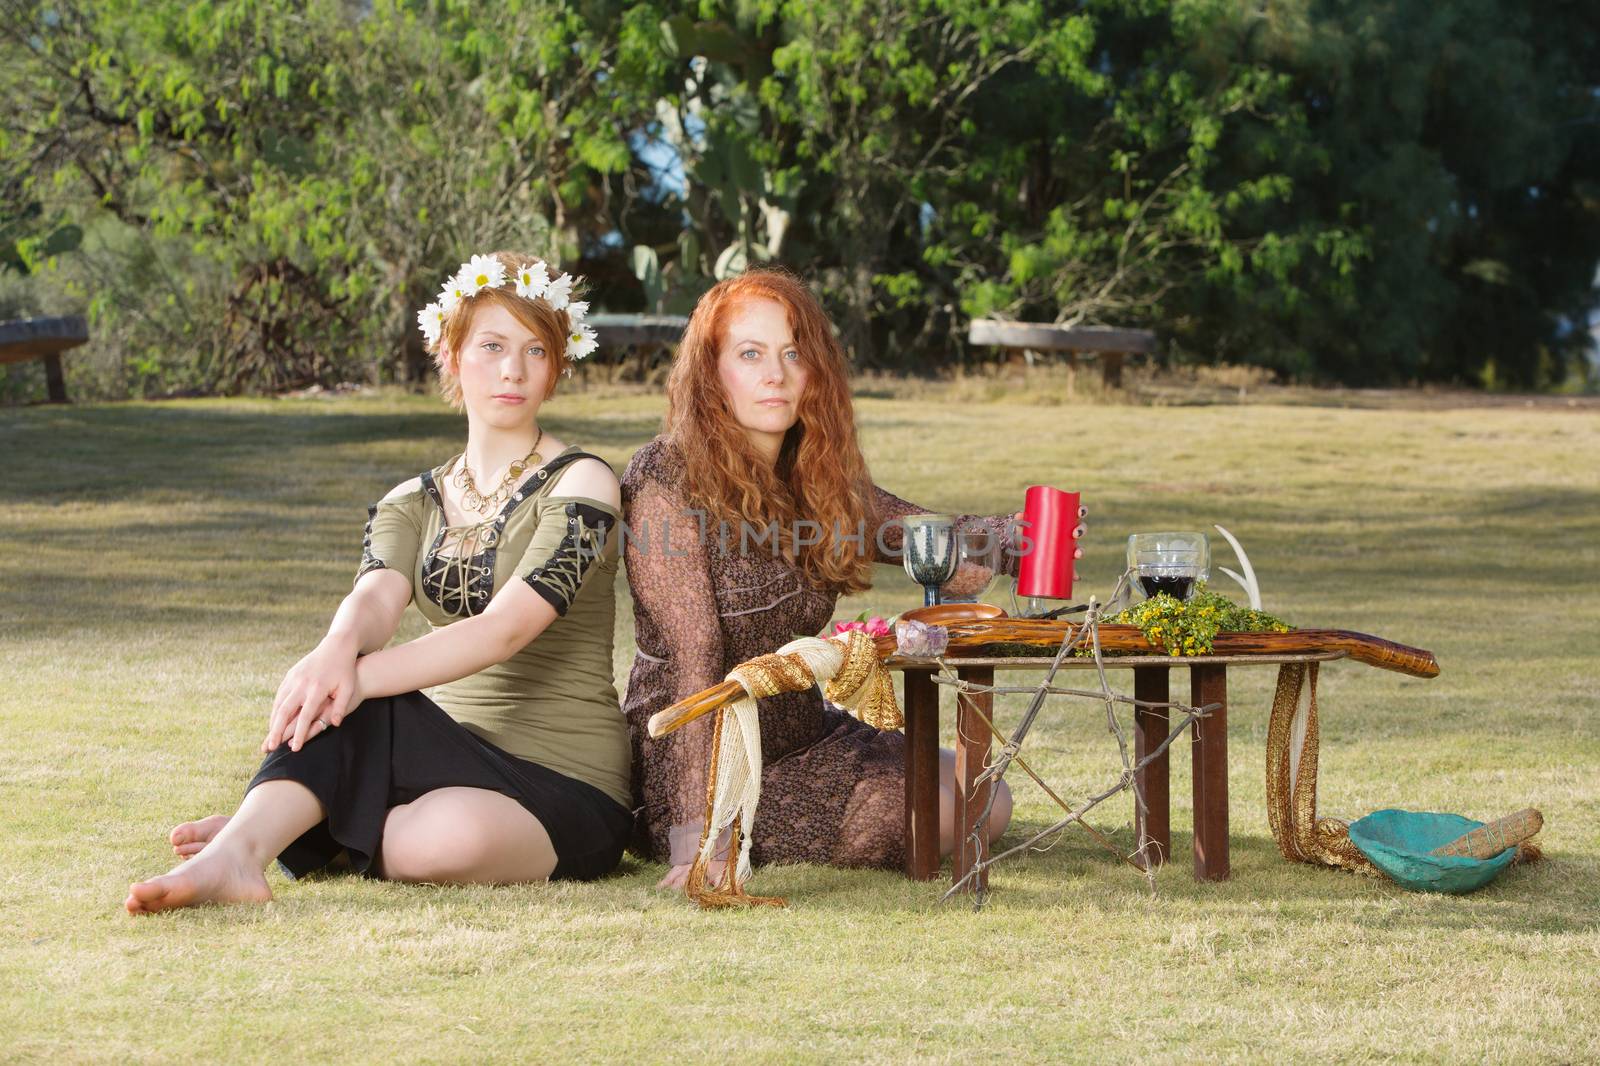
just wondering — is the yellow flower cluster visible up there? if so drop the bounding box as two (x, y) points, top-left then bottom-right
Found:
(1092, 582), (1291, 657)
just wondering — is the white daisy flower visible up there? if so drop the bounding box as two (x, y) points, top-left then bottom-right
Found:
(459, 254), (505, 296)
(514, 261), (550, 300)
(417, 302), (445, 345)
(437, 277), (469, 312)
(567, 323), (598, 361)
(544, 272), (573, 310)
(566, 299), (590, 324)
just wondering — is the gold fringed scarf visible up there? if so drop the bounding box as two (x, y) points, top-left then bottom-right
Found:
(1267, 662), (1542, 874)
(1265, 662), (1379, 874)
(686, 630), (901, 908)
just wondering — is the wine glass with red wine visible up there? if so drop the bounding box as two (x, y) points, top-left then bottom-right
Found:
(1127, 531), (1210, 602)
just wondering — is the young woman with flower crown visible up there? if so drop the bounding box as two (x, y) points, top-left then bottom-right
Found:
(125, 252), (631, 914)
(623, 269), (1083, 888)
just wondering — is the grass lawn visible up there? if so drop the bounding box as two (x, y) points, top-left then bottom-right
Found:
(2, 388), (1597, 1063)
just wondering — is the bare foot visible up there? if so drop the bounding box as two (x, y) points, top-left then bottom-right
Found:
(656, 859), (726, 890)
(124, 847), (272, 915)
(657, 862), (692, 890)
(170, 814), (230, 859)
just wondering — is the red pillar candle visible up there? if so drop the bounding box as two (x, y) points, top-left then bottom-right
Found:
(1016, 485), (1079, 600)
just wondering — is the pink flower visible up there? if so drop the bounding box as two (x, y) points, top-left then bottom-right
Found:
(832, 614), (892, 638)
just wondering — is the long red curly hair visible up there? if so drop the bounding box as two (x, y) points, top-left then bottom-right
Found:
(666, 269), (876, 595)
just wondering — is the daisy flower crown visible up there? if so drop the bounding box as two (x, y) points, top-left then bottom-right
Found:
(416, 254), (598, 375)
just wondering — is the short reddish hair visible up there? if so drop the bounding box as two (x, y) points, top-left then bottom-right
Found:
(666, 268), (876, 595)
(431, 251), (574, 407)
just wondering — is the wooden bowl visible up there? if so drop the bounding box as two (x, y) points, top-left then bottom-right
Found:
(900, 603), (1008, 626)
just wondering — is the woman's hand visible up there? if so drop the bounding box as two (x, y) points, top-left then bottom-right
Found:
(1011, 507), (1089, 564)
(263, 638), (362, 753)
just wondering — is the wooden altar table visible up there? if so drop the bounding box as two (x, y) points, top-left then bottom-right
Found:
(886, 651), (1349, 891)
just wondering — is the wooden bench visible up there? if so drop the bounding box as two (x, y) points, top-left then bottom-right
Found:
(586, 312), (689, 347)
(0, 316), (88, 403)
(585, 313), (688, 382)
(968, 319), (1157, 389)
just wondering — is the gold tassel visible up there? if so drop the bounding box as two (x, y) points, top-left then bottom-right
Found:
(684, 709), (785, 910)
(1267, 664), (1546, 875)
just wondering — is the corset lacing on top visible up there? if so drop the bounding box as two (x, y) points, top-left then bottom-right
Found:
(422, 519), (499, 617)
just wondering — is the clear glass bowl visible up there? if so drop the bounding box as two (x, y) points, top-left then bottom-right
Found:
(938, 525), (1006, 605)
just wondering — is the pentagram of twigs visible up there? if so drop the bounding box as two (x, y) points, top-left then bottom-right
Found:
(931, 582), (1221, 908)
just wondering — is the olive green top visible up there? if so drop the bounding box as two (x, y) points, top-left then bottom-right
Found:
(357, 445), (631, 807)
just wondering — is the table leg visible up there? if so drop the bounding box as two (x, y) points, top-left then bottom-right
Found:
(1190, 664), (1230, 881)
(43, 353), (68, 404)
(953, 665), (994, 894)
(1102, 350), (1125, 389)
(1133, 666), (1170, 868)
(903, 667), (940, 880)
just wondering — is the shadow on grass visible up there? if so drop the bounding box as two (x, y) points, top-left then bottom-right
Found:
(115, 827), (1593, 934)
(0, 403), (660, 504)
(5, 568), (332, 636)
(910, 827), (1599, 933)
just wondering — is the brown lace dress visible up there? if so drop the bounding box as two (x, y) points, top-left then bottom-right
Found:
(621, 435), (1019, 870)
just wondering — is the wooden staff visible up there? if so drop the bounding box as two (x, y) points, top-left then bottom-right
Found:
(646, 621), (1440, 739)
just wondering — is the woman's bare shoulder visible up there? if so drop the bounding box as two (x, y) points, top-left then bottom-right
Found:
(379, 476), (426, 503)
(550, 457), (621, 509)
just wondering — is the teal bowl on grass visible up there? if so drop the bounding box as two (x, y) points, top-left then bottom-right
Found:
(1347, 808), (1517, 894)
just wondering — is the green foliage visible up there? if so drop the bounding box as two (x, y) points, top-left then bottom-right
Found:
(0, 0), (658, 394)
(1170, 0), (1600, 387)
(1, 0), (1595, 398)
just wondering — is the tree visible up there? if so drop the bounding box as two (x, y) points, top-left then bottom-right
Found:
(625, 0), (1356, 371)
(3, 0), (1596, 395)
(1176, 0), (1600, 386)
(0, 0), (658, 393)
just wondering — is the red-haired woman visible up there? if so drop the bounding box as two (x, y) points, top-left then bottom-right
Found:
(125, 253), (632, 913)
(623, 269), (1075, 887)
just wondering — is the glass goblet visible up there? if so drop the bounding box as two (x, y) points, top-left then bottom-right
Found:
(901, 514), (960, 607)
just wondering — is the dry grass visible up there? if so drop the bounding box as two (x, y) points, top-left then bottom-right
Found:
(1, 389), (1597, 1063)
(849, 362), (1600, 410)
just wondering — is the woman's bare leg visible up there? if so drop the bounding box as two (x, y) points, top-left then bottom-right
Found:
(125, 780), (324, 915)
(377, 786), (557, 884)
(170, 814), (230, 859)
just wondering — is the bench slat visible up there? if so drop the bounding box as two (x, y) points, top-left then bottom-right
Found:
(586, 313), (688, 347)
(968, 319), (1156, 353)
(0, 315), (90, 365)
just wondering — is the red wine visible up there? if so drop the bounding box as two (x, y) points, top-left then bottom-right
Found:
(1138, 575), (1193, 600)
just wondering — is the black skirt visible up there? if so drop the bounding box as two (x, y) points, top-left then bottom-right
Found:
(248, 690), (631, 882)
